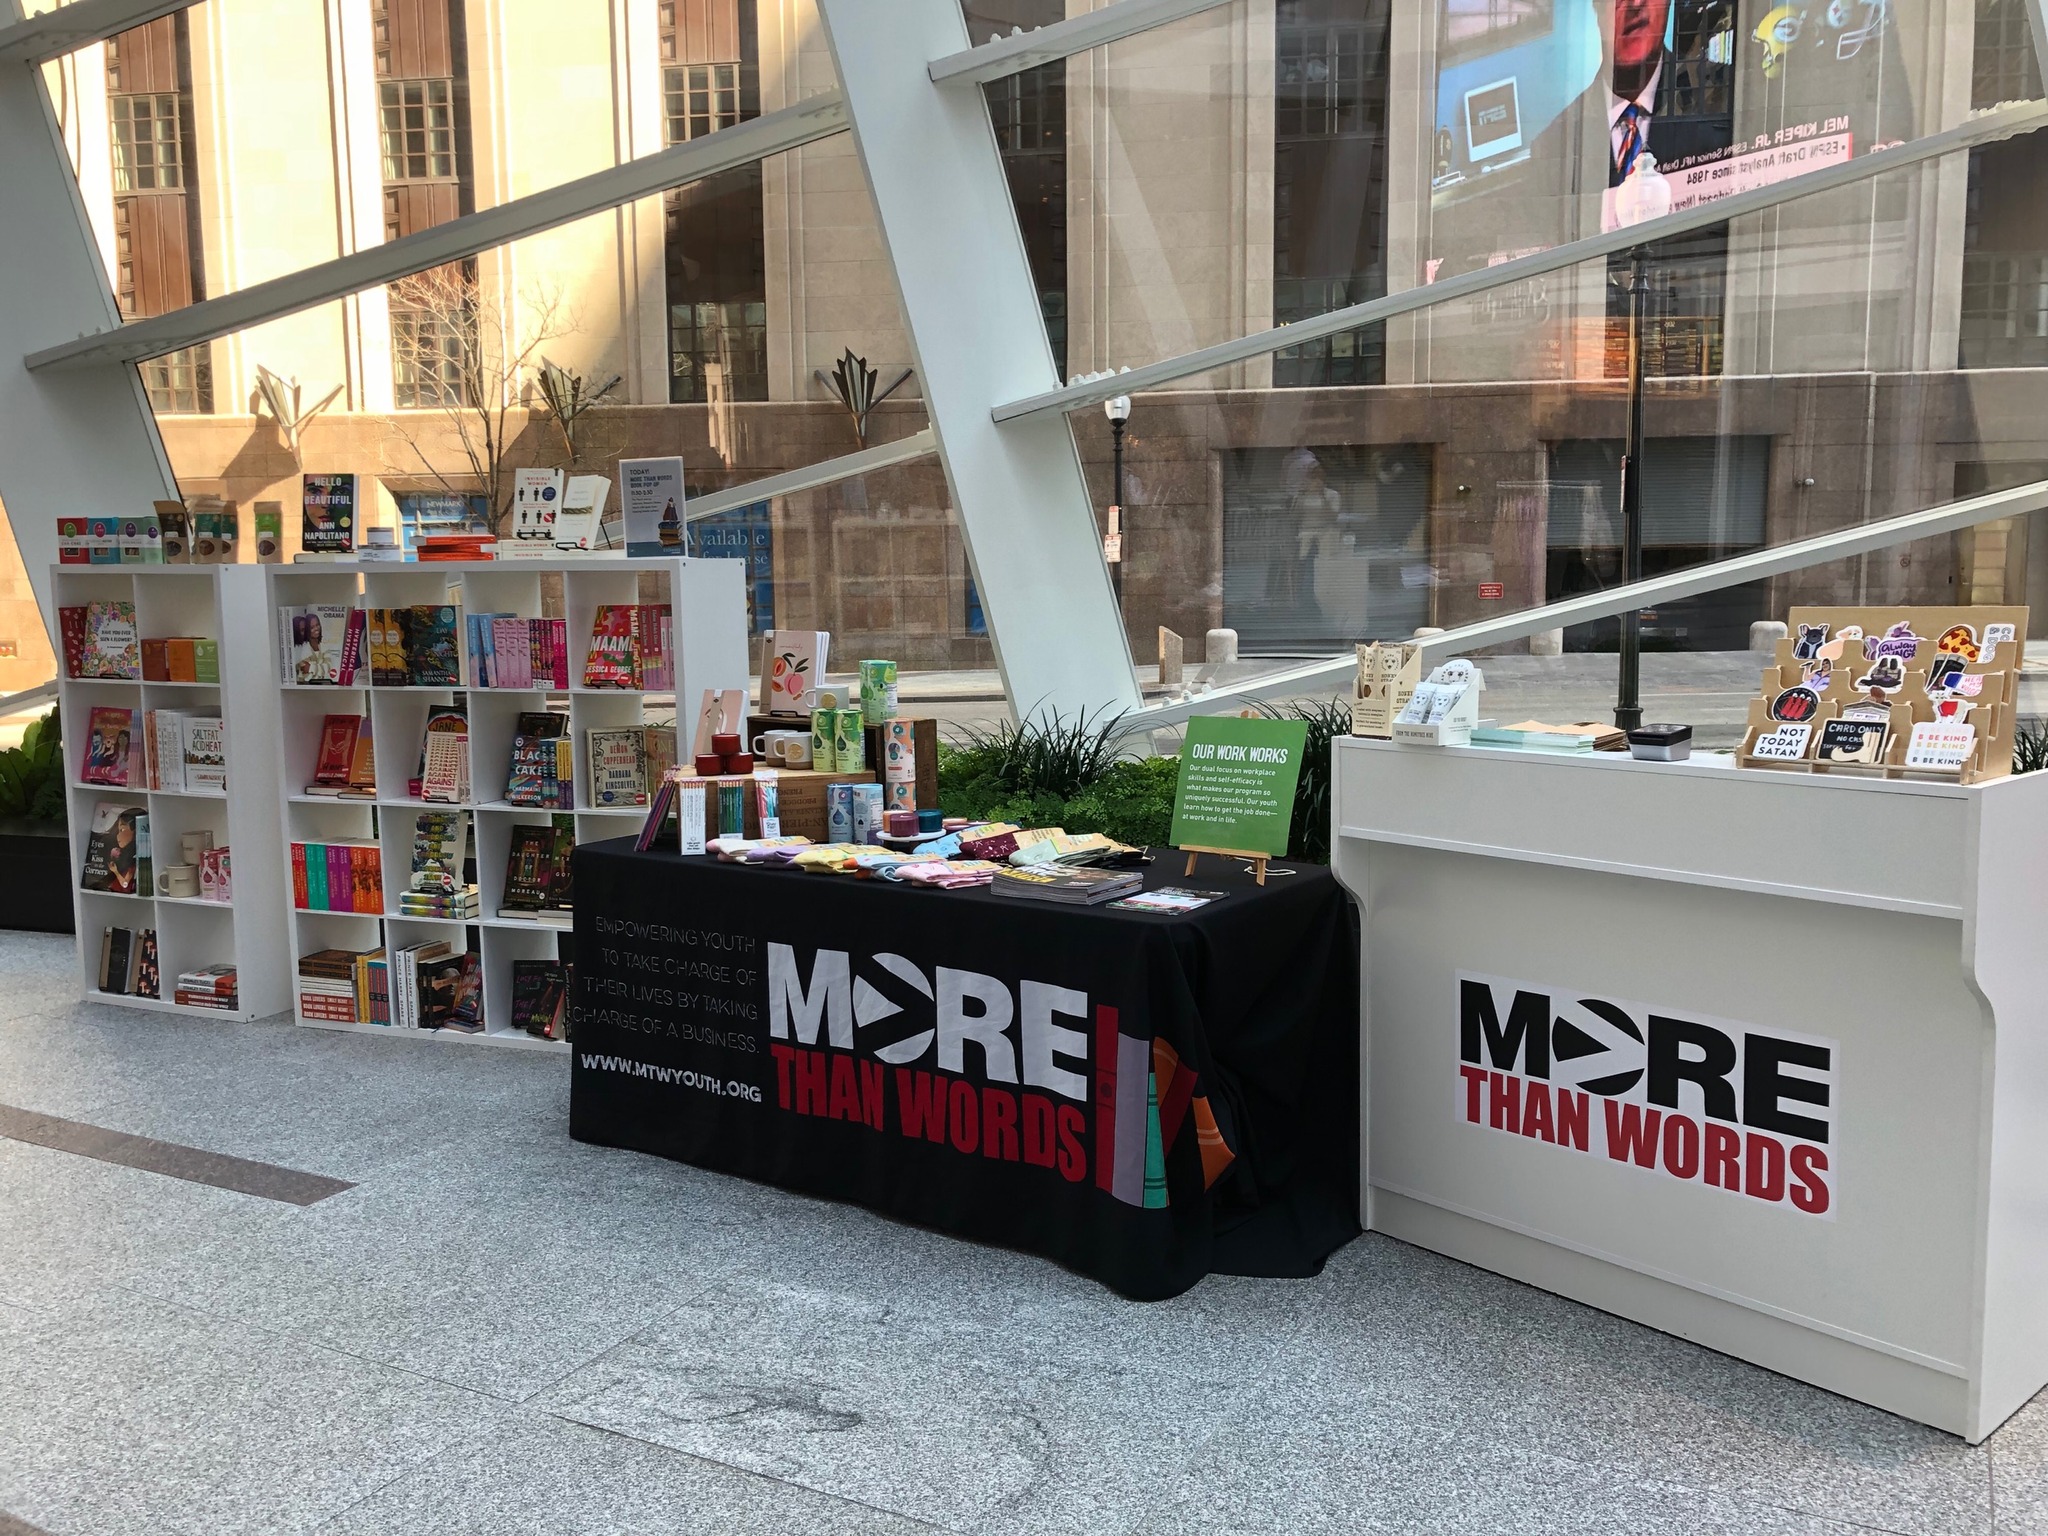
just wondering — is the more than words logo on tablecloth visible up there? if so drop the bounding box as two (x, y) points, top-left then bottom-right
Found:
(1455, 973), (1837, 1219)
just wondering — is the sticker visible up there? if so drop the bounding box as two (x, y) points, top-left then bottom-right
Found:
(1816, 718), (1888, 765)
(1853, 654), (1906, 696)
(1841, 703), (1892, 722)
(1953, 672), (1986, 697)
(1751, 723), (1815, 760)
(1816, 625), (1864, 663)
(1981, 622), (2016, 663)
(1770, 686), (1821, 723)
(1792, 622), (1830, 661)
(1925, 652), (1967, 695)
(1799, 659), (1833, 691)
(1933, 698), (1975, 723)
(1864, 622), (1925, 663)
(1934, 624), (1981, 664)
(1904, 720), (1975, 771)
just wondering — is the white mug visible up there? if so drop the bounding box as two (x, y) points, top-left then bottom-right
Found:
(752, 730), (813, 767)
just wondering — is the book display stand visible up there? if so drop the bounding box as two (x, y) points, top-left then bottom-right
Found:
(52, 564), (290, 1020)
(267, 556), (747, 1050)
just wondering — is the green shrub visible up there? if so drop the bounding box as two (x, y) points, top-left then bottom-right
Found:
(2018, 719), (2048, 775)
(0, 707), (64, 824)
(1257, 696), (1351, 864)
(1062, 755), (1181, 847)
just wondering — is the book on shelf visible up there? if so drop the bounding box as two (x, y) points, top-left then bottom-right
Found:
(80, 706), (133, 786)
(407, 604), (461, 685)
(301, 472), (358, 555)
(406, 810), (477, 920)
(80, 801), (150, 895)
(174, 963), (238, 1010)
(179, 715), (227, 793)
(298, 946), (375, 1023)
(464, 614), (569, 689)
(278, 604), (360, 685)
(388, 940), (453, 1029)
(498, 823), (557, 915)
(509, 959), (572, 1040)
(309, 714), (361, 790)
(365, 609), (406, 687)
(63, 601), (140, 679)
(413, 704), (469, 803)
(588, 727), (649, 806)
(505, 729), (574, 809)
(506, 467), (564, 551)
(139, 636), (218, 683)
(553, 476), (610, 552)
(291, 840), (382, 913)
(416, 535), (495, 562)
(97, 924), (155, 995)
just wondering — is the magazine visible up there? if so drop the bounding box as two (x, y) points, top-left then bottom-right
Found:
(1107, 887), (1229, 914)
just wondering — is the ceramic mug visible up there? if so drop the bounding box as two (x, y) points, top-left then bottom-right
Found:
(160, 865), (198, 898)
(752, 729), (813, 767)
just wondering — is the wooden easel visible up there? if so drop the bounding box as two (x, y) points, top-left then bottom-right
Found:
(1182, 845), (1269, 886)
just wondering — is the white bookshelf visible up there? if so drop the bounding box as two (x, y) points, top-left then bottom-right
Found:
(53, 564), (291, 1022)
(265, 556), (748, 1051)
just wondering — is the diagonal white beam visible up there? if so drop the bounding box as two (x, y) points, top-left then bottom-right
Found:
(25, 91), (847, 370)
(998, 98), (2048, 423)
(928, 0), (1234, 84)
(1131, 477), (2048, 728)
(0, 0), (195, 65)
(684, 428), (936, 523)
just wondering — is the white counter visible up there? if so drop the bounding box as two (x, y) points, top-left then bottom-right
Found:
(1330, 737), (2048, 1441)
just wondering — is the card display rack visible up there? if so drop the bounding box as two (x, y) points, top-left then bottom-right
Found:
(266, 556), (748, 1051)
(52, 564), (290, 1021)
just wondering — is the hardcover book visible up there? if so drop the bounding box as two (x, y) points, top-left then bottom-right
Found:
(80, 801), (149, 895)
(581, 606), (641, 688)
(500, 824), (557, 912)
(311, 715), (362, 788)
(179, 716), (227, 793)
(281, 605), (351, 685)
(407, 605), (461, 686)
(553, 475), (610, 551)
(301, 472), (358, 554)
(81, 706), (133, 786)
(83, 600), (140, 679)
(509, 959), (571, 1039)
(509, 468), (564, 546)
(588, 728), (648, 806)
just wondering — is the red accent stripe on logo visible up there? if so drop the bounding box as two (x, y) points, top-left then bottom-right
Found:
(1094, 1004), (1119, 1193)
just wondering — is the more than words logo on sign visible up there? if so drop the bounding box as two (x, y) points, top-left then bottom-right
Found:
(1455, 973), (1837, 1218)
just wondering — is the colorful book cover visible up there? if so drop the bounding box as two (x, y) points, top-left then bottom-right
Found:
(581, 606), (640, 688)
(326, 843), (355, 913)
(301, 472), (358, 554)
(588, 728), (648, 806)
(80, 801), (147, 894)
(305, 842), (329, 910)
(510, 468), (564, 545)
(509, 960), (570, 1038)
(81, 706), (133, 786)
(58, 606), (88, 678)
(500, 824), (555, 911)
(407, 605), (461, 686)
(83, 601), (140, 678)
(284, 605), (351, 685)
(762, 630), (829, 714)
(291, 843), (310, 908)
(350, 845), (383, 914)
(312, 715), (361, 787)
(135, 928), (160, 999)
(338, 608), (366, 685)
(180, 716), (227, 793)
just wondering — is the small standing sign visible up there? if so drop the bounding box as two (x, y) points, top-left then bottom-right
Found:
(1169, 715), (1308, 885)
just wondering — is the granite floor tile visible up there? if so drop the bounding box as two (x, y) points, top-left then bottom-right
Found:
(313, 1416), (949, 1536)
(0, 1288), (509, 1536)
(1990, 1388), (2048, 1535)
(539, 1279), (1266, 1536)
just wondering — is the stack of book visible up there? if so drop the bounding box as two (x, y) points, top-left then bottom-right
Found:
(386, 940), (482, 1030)
(140, 711), (226, 792)
(290, 840), (384, 912)
(359, 606), (462, 686)
(415, 535), (495, 562)
(497, 821), (575, 925)
(505, 712), (573, 808)
(464, 614), (571, 689)
(304, 714), (377, 798)
(510, 959), (571, 1040)
(97, 925), (159, 997)
(990, 866), (1145, 905)
(581, 605), (673, 690)
(174, 963), (238, 1011)
(139, 636), (220, 683)
(401, 811), (478, 921)
(298, 947), (381, 1024)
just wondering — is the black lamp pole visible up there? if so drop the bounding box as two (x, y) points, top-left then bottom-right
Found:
(1109, 411), (1128, 604)
(1615, 248), (1649, 732)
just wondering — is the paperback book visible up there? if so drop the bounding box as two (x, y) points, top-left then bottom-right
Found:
(588, 728), (648, 806)
(81, 706), (133, 786)
(80, 801), (150, 895)
(301, 472), (358, 554)
(509, 959), (572, 1039)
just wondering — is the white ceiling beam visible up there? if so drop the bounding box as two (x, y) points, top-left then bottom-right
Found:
(1131, 476), (2048, 728)
(24, 91), (847, 370)
(998, 98), (2048, 424)
(685, 428), (936, 523)
(928, 0), (1234, 85)
(0, 0), (196, 65)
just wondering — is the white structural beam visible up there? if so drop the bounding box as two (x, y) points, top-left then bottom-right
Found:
(0, 0), (176, 639)
(25, 92), (848, 370)
(1132, 477), (2048, 729)
(818, 0), (1141, 716)
(685, 429), (936, 524)
(0, 0), (194, 64)
(998, 99), (2048, 423)
(928, 0), (1233, 84)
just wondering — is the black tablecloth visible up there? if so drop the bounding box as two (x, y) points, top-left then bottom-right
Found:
(569, 840), (1359, 1300)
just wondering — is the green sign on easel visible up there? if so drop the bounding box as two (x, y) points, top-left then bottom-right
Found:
(1170, 715), (1309, 883)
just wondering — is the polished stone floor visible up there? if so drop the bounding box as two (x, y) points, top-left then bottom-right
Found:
(1, 928), (2042, 1536)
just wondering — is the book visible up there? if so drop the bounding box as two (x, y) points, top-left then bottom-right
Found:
(409, 810), (472, 903)
(81, 706), (133, 786)
(58, 606), (88, 677)
(422, 728), (468, 804)
(180, 715), (227, 793)
(506, 732), (573, 809)
(280, 605), (352, 685)
(135, 928), (160, 999)
(417, 951), (482, 1031)
(588, 728), (648, 807)
(1107, 887), (1228, 914)
(642, 725), (677, 792)
(99, 925), (136, 993)
(83, 601), (140, 678)
(761, 630), (830, 715)
(582, 606), (641, 688)
(990, 866), (1144, 905)
(509, 467), (564, 547)
(407, 605), (461, 685)
(553, 476), (610, 552)
(509, 960), (571, 1039)
(301, 472), (358, 554)
(311, 715), (362, 788)
(81, 801), (149, 895)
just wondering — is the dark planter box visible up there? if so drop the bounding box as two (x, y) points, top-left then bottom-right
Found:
(0, 819), (74, 934)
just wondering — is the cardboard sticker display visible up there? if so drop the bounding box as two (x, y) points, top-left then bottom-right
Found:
(1738, 605), (2027, 783)
(1351, 642), (1422, 738)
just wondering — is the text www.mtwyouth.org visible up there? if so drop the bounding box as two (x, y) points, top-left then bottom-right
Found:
(580, 1054), (763, 1102)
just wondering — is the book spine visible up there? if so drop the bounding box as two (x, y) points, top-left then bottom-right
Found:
(1094, 1005), (1119, 1195)
(291, 843), (309, 909)
(326, 844), (353, 912)
(305, 842), (329, 911)
(339, 608), (364, 686)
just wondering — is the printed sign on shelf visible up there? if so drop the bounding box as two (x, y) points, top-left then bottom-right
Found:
(619, 456), (686, 558)
(1456, 973), (1836, 1218)
(1169, 715), (1309, 859)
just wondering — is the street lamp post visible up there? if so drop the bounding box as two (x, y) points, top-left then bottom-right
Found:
(1104, 394), (1130, 604)
(1614, 248), (1649, 732)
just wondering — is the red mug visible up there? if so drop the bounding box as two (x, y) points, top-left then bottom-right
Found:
(724, 753), (755, 774)
(693, 754), (723, 776)
(711, 733), (742, 756)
